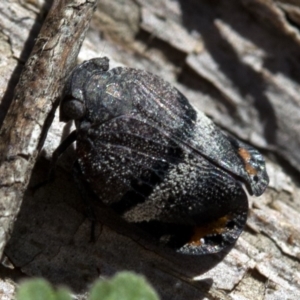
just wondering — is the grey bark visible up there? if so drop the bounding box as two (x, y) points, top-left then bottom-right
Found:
(0, 0), (97, 255)
(1, 0), (300, 299)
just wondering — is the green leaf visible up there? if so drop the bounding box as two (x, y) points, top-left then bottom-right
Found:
(54, 288), (72, 300)
(89, 271), (160, 300)
(16, 279), (71, 300)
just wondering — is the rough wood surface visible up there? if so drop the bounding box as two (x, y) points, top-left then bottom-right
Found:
(1, 0), (300, 299)
(0, 0), (97, 262)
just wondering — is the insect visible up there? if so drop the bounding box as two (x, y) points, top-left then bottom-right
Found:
(54, 57), (269, 255)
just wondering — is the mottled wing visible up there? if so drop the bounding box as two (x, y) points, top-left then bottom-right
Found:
(76, 111), (248, 254)
(75, 66), (257, 254)
(124, 68), (269, 197)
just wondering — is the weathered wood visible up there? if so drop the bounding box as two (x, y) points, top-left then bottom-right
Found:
(1, 0), (300, 299)
(0, 0), (97, 263)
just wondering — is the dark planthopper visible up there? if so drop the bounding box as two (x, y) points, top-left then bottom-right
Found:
(53, 57), (269, 255)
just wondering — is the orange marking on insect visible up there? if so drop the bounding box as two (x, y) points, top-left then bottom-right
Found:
(245, 164), (258, 175)
(188, 215), (231, 246)
(238, 147), (251, 162)
(238, 147), (258, 176)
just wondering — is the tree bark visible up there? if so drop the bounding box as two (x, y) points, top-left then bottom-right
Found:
(0, 0), (97, 258)
(1, 0), (300, 299)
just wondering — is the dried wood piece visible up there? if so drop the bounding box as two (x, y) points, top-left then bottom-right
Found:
(2, 0), (300, 299)
(0, 0), (97, 257)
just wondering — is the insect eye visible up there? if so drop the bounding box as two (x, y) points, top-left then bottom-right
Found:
(61, 98), (86, 121)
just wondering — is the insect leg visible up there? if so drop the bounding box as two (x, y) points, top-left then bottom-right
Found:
(32, 130), (77, 192)
(48, 130), (77, 181)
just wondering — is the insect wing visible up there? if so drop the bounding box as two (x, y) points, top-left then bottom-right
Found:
(124, 69), (269, 197)
(72, 62), (268, 254)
